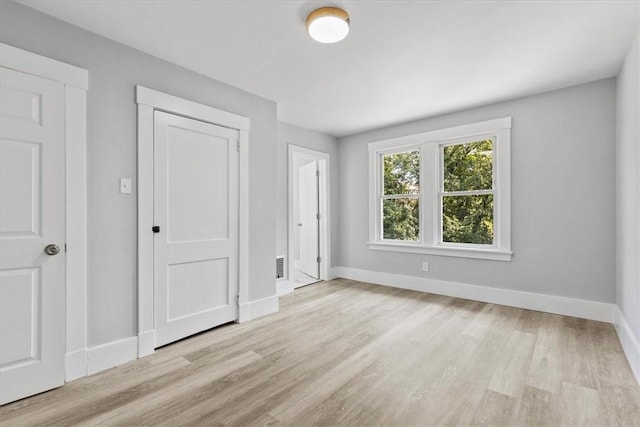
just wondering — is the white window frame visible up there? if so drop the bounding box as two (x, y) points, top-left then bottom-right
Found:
(373, 145), (423, 245)
(368, 117), (512, 261)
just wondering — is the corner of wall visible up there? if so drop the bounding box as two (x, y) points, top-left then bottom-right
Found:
(239, 295), (280, 323)
(614, 28), (640, 386)
(86, 337), (139, 376)
(64, 348), (87, 382)
(277, 280), (295, 296)
(615, 307), (640, 384)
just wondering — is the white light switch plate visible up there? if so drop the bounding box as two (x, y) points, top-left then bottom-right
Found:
(120, 178), (132, 194)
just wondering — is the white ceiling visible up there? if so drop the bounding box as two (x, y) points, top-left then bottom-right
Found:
(20, 0), (639, 137)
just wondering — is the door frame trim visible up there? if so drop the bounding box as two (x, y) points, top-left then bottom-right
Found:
(287, 145), (331, 284)
(0, 43), (89, 382)
(135, 86), (250, 357)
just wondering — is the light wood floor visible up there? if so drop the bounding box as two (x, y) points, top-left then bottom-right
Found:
(1, 279), (639, 426)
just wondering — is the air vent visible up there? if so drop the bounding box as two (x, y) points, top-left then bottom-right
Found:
(276, 256), (285, 280)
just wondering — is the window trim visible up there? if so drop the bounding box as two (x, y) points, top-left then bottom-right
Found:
(368, 117), (512, 261)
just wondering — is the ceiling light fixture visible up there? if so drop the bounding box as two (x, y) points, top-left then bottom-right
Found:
(306, 7), (350, 44)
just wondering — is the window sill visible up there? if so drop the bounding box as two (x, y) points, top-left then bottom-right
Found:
(367, 242), (513, 261)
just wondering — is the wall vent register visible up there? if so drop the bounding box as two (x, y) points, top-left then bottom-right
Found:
(276, 256), (285, 280)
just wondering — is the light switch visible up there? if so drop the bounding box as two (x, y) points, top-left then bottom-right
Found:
(120, 178), (132, 194)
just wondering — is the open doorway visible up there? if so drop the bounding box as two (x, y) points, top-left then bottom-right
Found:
(288, 145), (330, 288)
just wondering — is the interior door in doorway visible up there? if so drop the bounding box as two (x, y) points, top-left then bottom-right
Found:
(153, 111), (239, 348)
(0, 67), (66, 404)
(297, 160), (319, 279)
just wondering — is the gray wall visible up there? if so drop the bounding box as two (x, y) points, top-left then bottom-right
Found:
(0, 1), (277, 348)
(276, 122), (339, 273)
(616, 31), (640, 342)
(338, 79), (616, 303)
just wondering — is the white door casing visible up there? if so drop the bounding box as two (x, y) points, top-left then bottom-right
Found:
(153, 111), (239, 347)
(297, 160), (319, 278)
(136, 86), (250, 357)
(0, 67), (66, 404)
(0, 43), (88, 395)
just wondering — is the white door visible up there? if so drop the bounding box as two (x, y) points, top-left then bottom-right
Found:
(0, 67), (65, 404)
(153, 111), (239, 347)
(297, 161), (319, 278)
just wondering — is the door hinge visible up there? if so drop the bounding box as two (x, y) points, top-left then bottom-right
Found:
(152, 226), (160, 233)
(237, 294), (240, 305)
(316, 213), (320, 220)
(64, 243), (67, 253)
(317, 256), (321, 263)
(237, 140), (240, 151)
(316, 170), (320, 177)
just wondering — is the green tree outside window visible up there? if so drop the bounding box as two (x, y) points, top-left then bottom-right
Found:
(442, 139), (494, 244)
(382, 151), (420, 240)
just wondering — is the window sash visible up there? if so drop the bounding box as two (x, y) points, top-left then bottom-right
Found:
(377, 149), (422, 243)
(380, 150), (421, 196)
(439, 136), (495, 193)
(438, 194), (497, 248)
(379, 194), (421, 243)
(436, 137), (497, 248)
(381, 193), (420, 200)
(437, 189), (493, 197)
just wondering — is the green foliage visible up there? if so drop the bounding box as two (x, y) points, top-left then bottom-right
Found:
(382, 151), (420, 240)
(383, 198), (419, 241)
(384, 151), (419, 195)
(380, 141), (494, 244)
(442, 195), (493, 244)
(442, 140), (494, 244)
(443, 140), (493, 191)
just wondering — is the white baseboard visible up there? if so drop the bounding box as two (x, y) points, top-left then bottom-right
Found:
(615, 306), (640, 384)
(138, 330), (155, 358)
(64, 348), (87, 381)
(66, 273), (638, 388)
(330, 267), (342, 280)
(332, 266), (615, 323)
(277, 280), (295, 297)
(85, 295), (279, 374)
(240, 295), (279, 321)
(86, 336), (138, 375)
(238, 301), (250, 323)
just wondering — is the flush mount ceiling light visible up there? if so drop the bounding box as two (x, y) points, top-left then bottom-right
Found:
(306, 7), (350, 44)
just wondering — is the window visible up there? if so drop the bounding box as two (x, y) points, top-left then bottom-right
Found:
(368, 117), (512, 261)
(381, 150), (420, 241)
(440, 139), (494, 245)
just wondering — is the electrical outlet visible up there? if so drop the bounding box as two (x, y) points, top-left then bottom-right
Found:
(120, 178), (132, 194)
(422, 262), (429, 272)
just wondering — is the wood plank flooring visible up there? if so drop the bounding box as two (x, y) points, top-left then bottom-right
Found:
(1, 279), (639, 426)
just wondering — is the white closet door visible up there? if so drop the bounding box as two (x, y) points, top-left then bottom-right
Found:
(153, 111), (239, 347)
(0, 67), (65, 404)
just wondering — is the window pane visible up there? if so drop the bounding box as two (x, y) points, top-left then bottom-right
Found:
(383, 198), (419, 241)
(443, 139), (492, 192)
(383, 151), (420, 195)
(442, 194), (493, 244)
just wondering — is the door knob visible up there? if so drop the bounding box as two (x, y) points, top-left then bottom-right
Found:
(44, 244), (60, 256)
(298, 223), (303, 227)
